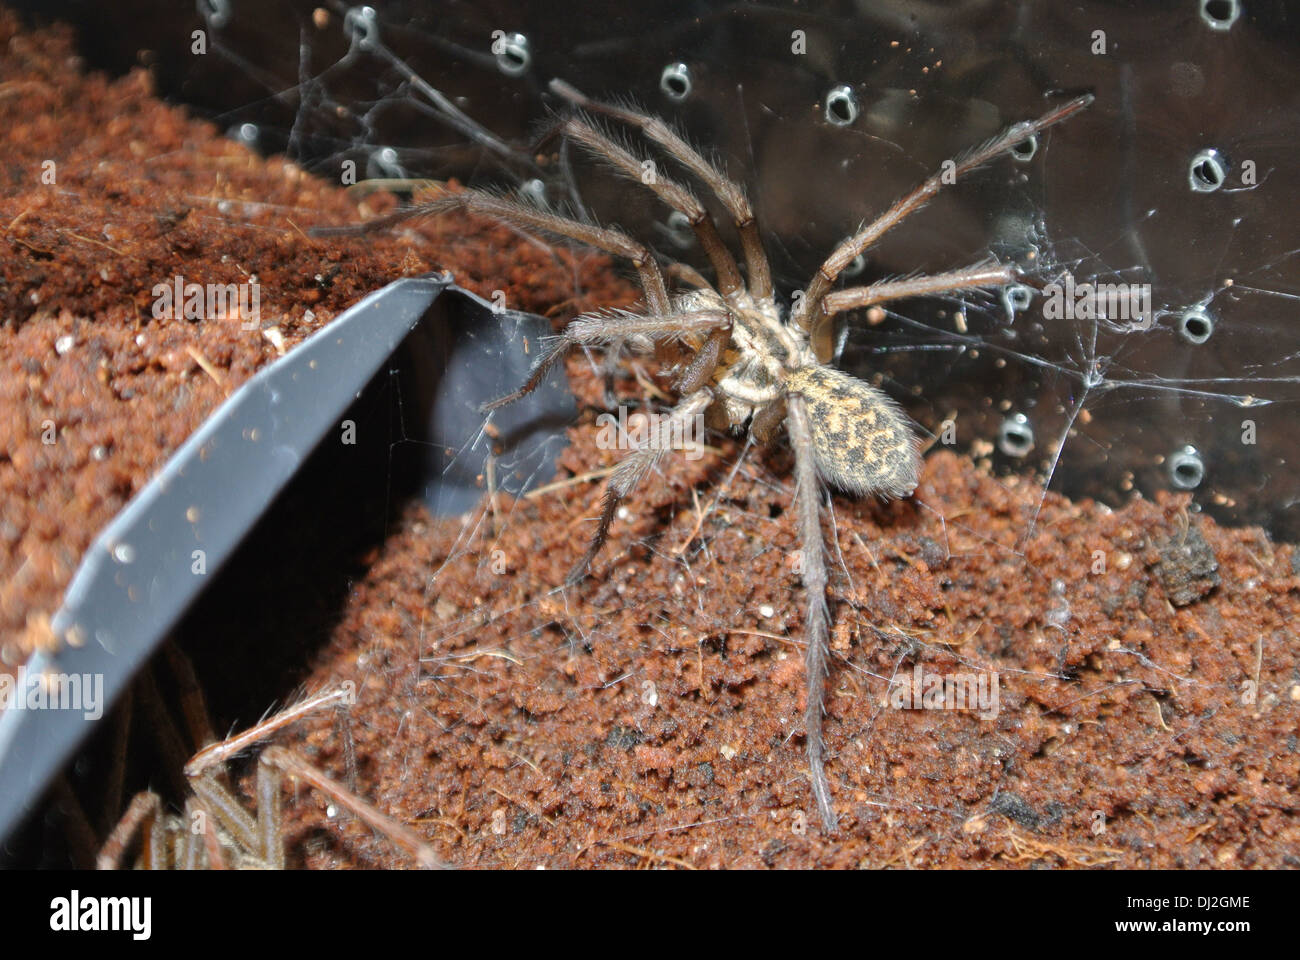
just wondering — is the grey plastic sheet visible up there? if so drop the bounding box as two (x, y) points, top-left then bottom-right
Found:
(0, 277), (573, 844)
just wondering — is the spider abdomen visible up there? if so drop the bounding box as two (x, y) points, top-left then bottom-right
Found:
(784, 364), (919, 499)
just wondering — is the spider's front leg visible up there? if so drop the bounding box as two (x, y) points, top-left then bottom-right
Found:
(793, 93), (1093, 329)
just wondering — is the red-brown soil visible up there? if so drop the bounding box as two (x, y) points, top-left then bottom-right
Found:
(3, 10), (1296, 869)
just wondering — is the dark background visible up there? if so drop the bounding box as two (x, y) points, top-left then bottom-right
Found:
(12, 0), (1300, 536)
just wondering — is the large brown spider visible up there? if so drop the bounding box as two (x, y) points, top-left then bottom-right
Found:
(335, 80), (1091, 832)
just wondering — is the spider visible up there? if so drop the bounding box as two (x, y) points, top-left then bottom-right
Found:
(330, 80), (1091, 832)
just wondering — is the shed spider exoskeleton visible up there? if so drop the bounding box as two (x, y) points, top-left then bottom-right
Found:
(97, 685), (443, 869)
(335, 80), (1090, 832)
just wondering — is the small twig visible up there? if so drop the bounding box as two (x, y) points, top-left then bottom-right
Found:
(185, 345), (225, 387)
(524, 464), (619, 500)
(590, 839), (696, 870)
(60, 229), (125, 256)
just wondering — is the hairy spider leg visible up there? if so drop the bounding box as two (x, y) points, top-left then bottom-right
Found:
(482, 308), (730, 412)
(551, 114), (745, 297)
(795, 94), (1094, 329)
(98, 686), (444, 869)
(820, 262), (1019, 320)
(566, 387), (715, 585)
(786, 393), (838, 829)
(550, 79), (773, 300)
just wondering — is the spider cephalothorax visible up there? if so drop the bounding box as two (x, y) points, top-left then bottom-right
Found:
(340, 80), (1091, 832)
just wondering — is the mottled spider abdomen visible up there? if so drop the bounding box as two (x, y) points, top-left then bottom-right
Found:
(785, 364), (920, 499)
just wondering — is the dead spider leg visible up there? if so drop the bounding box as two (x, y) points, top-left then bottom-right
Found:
(182, 685), (354, 777)
(134, 663), (199, 800)
(483, 308), (731, 411)
(180, 686), (349, 870)
(99, 688), (350, 870)
(819, 262), (1019, 320)
(550, 79), (773, 300)
(554, 115), (746, 298)
(258, 747), (445, 869)
(185, 741), (448, 870)
(96, 792), (165, 870)
(795, 94), (1094, 329)
(178, 797), (209, 869)
(101, 685), (444, 869)
(786, 393), (837, 831)
(568, 387), (714, 584)
(96, 791), (210, 870)
(162, 638), (217, 750)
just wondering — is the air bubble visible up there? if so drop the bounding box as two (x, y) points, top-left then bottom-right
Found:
(1178, 307), (1214, 344)
(842, 253), (867, 278)
(824, 85), (859, 126)
(1046, 579), (1070, 627)
(1168, 445), (1205, 489)
(997, 413), (1035, 458)
(519, 178), (548, 209)
(1188, 149), (1226, 193)
(660, 63), (692, 102)
(1011, 135), (1038, 163)
(231, 122), (260, 148)
(1002, 283), (1033, 317)
(112, 543), (136, 564)
(366, 146), (404, 180)
(344, 6), (379, 50)
(1200, 0), (1240, 31)
(665, 210), (695, 249)
(494, 32), (530, 76)
(197, 0), (230, 30)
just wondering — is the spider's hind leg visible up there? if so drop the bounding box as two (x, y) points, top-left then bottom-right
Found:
(786, 393), (838, 831)
(96, 792), (166, 870)
(784, 364), (921, 832)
